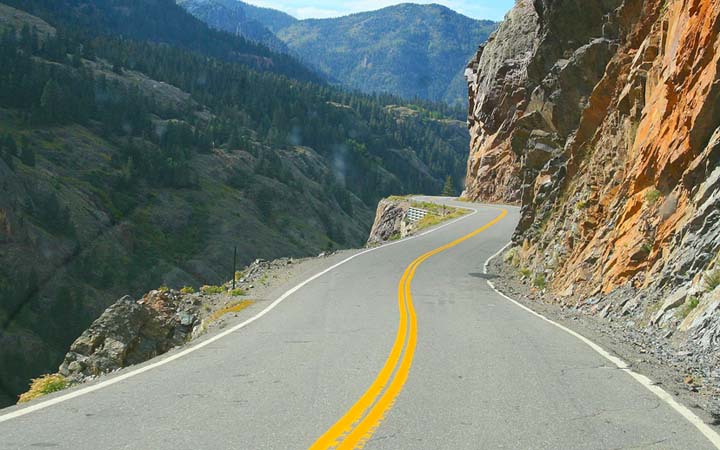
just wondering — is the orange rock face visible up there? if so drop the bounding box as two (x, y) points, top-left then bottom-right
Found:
(466, 0), (720, 327)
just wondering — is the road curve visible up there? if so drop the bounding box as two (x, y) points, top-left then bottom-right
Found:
(0, 199), (716, 449)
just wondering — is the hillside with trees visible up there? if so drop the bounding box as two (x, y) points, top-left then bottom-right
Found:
(179, 1), (498, 105)
(0, 1), (468, 406)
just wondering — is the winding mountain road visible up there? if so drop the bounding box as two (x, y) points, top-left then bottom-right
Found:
(0, 199), (717, 449)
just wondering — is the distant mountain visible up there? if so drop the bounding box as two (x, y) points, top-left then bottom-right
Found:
(236, 0), (297, 32)
(3, 0), (319, 82)
(177, 0), (290, 52)
(180, 1), (498, 105)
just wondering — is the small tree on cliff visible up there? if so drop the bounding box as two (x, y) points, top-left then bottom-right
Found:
(442, 175), (455, 197)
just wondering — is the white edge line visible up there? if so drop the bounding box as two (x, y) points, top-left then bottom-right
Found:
(483, 243), (720, 449)
(0, 200), (491, 423)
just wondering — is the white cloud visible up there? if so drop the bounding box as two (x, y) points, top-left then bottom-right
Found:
(293, 6), (346, 19)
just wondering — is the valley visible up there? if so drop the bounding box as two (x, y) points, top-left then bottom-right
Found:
(0, 0), (468, 406)
(1, 0), (720, 448)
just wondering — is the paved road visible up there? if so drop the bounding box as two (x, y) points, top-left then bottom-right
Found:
(0, 200), (716, 449)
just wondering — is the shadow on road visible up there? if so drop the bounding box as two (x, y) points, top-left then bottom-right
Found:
(468, 272), (497, 280)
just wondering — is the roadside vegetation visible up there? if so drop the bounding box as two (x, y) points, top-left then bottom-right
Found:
(202, 300), (254, 332)
(414, 207), (467, 231)
(200, 285), (225, 295)
(17, 374), (68, 403)
(408, 200), (469, 233)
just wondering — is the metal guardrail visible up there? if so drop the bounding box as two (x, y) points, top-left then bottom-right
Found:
(406, 207), (429, 223)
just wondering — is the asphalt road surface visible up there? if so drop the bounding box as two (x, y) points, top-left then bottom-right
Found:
(0, 199), (717, 449)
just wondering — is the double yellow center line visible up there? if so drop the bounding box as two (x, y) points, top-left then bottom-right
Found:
(310, 209), (508, 449)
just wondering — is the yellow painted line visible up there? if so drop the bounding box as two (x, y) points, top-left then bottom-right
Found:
(308, 261), (416, 449)
(310, 209), (508, 449)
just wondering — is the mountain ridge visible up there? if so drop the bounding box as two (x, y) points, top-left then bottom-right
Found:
(179, 0), (498, 104)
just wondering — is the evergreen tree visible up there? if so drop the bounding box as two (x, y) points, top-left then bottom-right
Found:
(442, 175), (455, 197)
(40, 79), (63, 123)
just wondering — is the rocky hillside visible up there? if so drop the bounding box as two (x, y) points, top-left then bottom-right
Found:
(465, 0), (720, 390)
(179, 1), (498, 105)
(0, 1), (469, 407)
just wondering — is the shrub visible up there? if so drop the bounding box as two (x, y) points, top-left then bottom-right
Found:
(158, 285), (169, 293)
(234, 271), (245, 282)
(504, 247), (520, 267)
(645, 188), (661, 205)
(703, 269), (720, 292)
(533, 274), (547, 290)
(230, 288), (245, 297)
(641, 242), (653, 254)
(180, 286), (195, 294)
(680, 296), (700, 319)
(200, 285), (225, 295)
(18, 374), (68, 403)
(519, 268), (532, 278)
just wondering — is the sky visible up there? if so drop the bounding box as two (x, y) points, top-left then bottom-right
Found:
(243, 0), (516, 21)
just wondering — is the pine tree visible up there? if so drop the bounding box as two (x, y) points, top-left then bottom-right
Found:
(442, 175), (455, 197)
(40, 79), (63, 123)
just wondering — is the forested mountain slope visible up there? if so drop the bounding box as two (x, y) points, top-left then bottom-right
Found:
(178, 0), (290, 52)
(3, 0), (318, 81)
(0, 1), (468, 406)
(179, 1), (498, 105)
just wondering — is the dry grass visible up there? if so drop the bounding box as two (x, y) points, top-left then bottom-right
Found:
(414, 207), (467, 232)
(206, 300), (253, 324)
(703, 269), (720, 292)
(18, 374), (68, 404)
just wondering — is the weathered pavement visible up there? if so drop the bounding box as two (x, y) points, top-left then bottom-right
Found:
(0, 199), (716, 449)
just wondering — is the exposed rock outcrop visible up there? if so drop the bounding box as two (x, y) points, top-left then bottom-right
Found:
(59, 289), (201, 381)
(54, 255), (300, 384)
(367, 198), (412, 246)
(466, 0), (720, 403)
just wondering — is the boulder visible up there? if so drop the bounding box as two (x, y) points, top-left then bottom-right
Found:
(59, 290), (199, 381)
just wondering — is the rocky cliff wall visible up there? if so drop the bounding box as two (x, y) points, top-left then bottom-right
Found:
(466, 0), (720, 361)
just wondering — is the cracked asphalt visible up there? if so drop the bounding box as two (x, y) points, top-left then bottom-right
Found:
(0, 201), (716, 449)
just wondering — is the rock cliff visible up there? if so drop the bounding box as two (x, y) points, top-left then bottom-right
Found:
(466, 0), (720, 388)
(367, 198), (412, 246)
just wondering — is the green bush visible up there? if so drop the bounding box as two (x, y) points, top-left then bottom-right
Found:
(180, 286), (195, 294)
(18, 374), (68, 403)
(200, 285), (225, 295)
(645, 189), (661, 205)
(641, 242), (653, 254)
(230, 288), (245, 297)
(533, 274), (547, 290)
